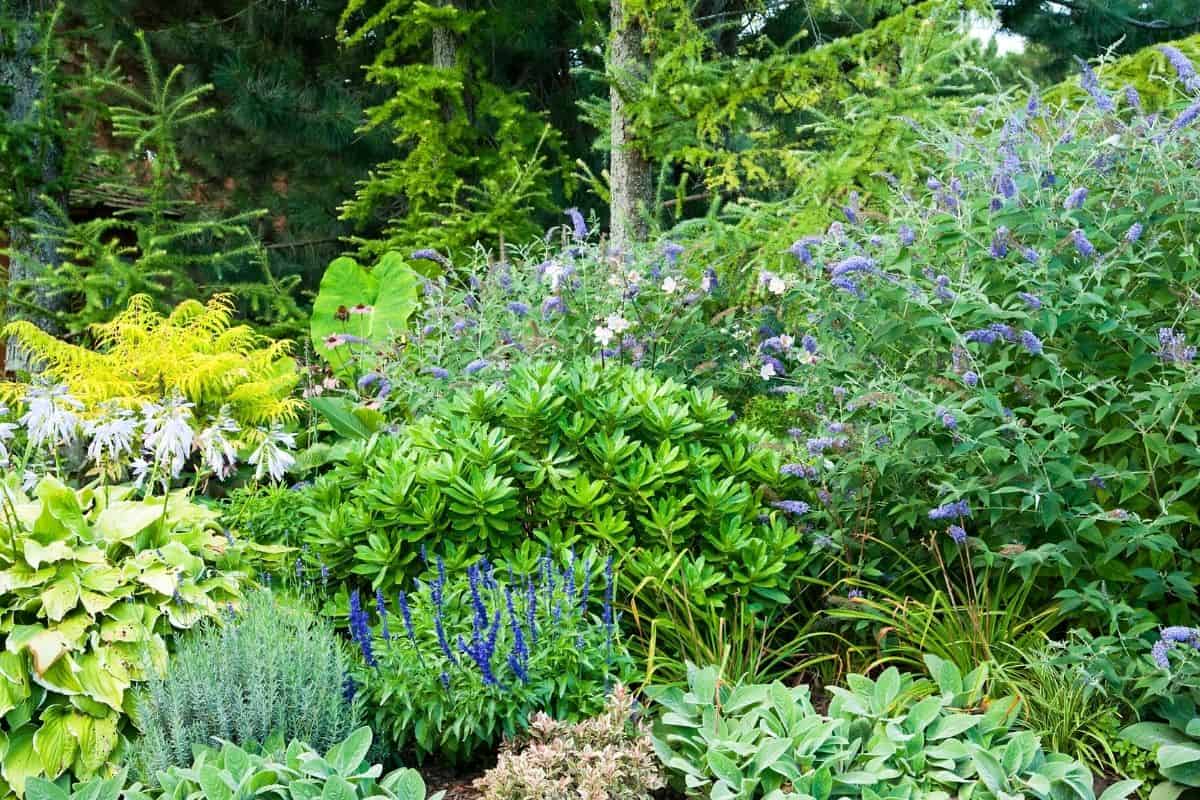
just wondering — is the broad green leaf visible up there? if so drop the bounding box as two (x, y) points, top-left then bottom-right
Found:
(32, 706), (77, 780)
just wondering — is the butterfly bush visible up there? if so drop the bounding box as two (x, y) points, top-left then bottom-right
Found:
(733, 56), (1200, 630)
(305, 228), (746, 417)
(346, 551), (632, 764)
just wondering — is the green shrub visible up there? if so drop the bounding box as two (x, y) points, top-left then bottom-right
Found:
(346, 553), (631, 764)
(649, 658), (1137, 800)
(473, 684), (664, 800)
(0, 475), (252, 795)
(299, 361), (813, 611)
(124, 591), (360, 782)
(26, 728), (441, 800)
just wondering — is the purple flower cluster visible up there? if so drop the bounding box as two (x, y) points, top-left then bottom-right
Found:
(1152, 625), (1200, 671)
(564, 208), (588, 241)
(348, 590), (378, 667)
(771, 500), (810, 516)
(929, 499), (971, 520)
(1157, 328), (1197, 365)
(1161, 46), (1200, 95)
(1077, 59), (1115, 113)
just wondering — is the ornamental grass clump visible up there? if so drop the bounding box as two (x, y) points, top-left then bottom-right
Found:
(345, 552), (633, 764)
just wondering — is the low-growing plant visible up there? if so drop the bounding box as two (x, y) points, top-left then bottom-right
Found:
(25, 728), (441, 800)
(346, 552), (632, 764)
(649, 658), (1138, 800)
(299, 361), (814, 611)
(473, 684), (664, 800)
(0, 475), (253, 795)
(124, 591), (361, 782)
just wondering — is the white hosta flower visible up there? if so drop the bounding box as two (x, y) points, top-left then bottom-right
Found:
(0, 422), (16, 467)
(248, 425), (296, 483)
(662, 277), (678, 294)
(142, 396), (195, 478)
(130, 457), (151, 490)
(760, 361), (777, 380)
(779, 334), (794, 350)
(593, 326), (615, 347)
(85, 407), (139, 468)
(627, 271), (642, 285)
(768, 276), (787, 296)
(22, 384), (83, 450)
(22, 469), (39, 493)
(606, 314), (631, 334)
(700, 273), (714, 292)
(196, 409), (241, 480)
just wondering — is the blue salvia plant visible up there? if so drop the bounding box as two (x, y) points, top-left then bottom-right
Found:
(346, 550), (631, 764)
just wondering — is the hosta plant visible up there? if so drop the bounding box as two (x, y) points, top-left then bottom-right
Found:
(0, 475), (254, 797)
(298, 361), (812, 611)
(648, 657), (1138, 800)
(347, 552), (632, 764)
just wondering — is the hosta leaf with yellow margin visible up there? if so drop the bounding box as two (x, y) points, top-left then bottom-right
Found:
(0, 652), (31, 718)
(39, 576), (81, 623)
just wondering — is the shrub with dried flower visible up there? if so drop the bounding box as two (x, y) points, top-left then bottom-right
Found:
(474, 685), (664, 800)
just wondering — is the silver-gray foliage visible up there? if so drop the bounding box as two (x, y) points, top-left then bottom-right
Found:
(125, 591), (360, 782)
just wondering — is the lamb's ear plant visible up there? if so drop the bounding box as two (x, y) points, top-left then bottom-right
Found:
(648, 658), (1140, 800)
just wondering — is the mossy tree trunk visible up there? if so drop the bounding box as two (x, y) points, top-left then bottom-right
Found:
(609, 0), (652, 253)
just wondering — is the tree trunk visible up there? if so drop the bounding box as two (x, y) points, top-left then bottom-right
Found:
(2, 0), (64, 373)
(609, 0), (652, 253)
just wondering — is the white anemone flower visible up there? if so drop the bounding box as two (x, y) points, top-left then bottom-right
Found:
(142, 396), (195, 478)
(196, 409), (241, 480)
(21, 384), (83, 450)
(248, 425), (296, 483)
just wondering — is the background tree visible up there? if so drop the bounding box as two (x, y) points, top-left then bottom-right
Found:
(994, 0), (1200, 80)
(1, 0), (67, 370)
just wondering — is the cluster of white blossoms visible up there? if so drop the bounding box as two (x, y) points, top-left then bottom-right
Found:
(1, 384), (296, 487)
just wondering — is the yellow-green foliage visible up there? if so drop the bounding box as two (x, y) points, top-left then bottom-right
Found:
(1045, 34), (1200, 111)
(2, 294), (300, 425)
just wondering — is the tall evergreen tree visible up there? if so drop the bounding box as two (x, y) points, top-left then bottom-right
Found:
(994, 0), (1200, 80)
(1, 0), (67, 371)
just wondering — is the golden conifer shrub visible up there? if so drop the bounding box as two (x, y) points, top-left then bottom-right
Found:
(3, 294), (300, 425)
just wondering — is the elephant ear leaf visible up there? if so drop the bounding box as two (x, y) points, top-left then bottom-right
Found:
(309, 253), (421, 367)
